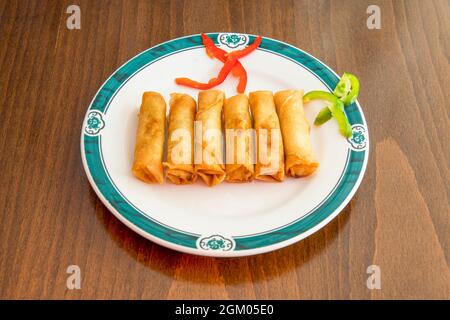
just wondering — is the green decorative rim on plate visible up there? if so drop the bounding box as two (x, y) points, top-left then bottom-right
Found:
(81, 33), (369, 257)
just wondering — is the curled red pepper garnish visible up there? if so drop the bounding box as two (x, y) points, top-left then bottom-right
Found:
(175, 34), (261, 93)
(226, 36), (262, 60)
(175, 57), (238, 90)
(201, 33), (247, 93)
(202, 33), (226, 59)
(233, 65), (247, 93)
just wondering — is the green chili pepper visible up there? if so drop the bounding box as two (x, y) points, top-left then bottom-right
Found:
(329, 99), (352, 138)
(303, 73), (360, 138)
(310, 73), (360, 125)
(304, 92), (332, 126)
(303, 90), (341, 105)
(303, 90), (352, 138)
(333, 72), (360, 106)
(314, 107), (332, 125)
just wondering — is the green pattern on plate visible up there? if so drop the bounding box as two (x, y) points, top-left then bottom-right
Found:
(218, 33), (248, 48)
(84, 111), (105, 136)
(348, 124), (367, 151)
(198, 235), (234, 251)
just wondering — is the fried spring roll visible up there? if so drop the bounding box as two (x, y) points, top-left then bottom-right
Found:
(132, 92), (166, 184)
(163, 93), (197, 184)
(195, 90), (226, 186)
(274, 89), (319, 177)
(224, 94), (254, 182)
(249, 91), (285, 182)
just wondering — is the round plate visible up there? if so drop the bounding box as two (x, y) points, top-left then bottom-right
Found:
(81, 33), (369, 257)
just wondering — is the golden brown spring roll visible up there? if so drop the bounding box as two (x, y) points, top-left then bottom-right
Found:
(224, 94), (254, 182)
(194, 90), (226, 186)
(163, 93), (197, 184)
(274, 90), (319, 177)
(249, 91), (285, 182)
(132, 92), (166, 184)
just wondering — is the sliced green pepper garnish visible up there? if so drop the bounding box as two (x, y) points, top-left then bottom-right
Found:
(303, 91), (352, 138)
(304, 91), (338, 127)
(333, 72), (360, 106)
(303, 90), (341, 105)
(303, 72), (359, 138)
(310, 73), (360, 125)
(314, 107), (332, 125)
(329, 99), (352, 138)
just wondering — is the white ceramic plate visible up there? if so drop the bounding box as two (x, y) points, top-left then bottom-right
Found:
(81, 33), (369, 257)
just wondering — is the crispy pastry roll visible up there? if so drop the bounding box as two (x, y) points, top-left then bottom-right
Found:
(132, 92), (166, 184)
(249, 91), (285, 182)
(274, 89), (319, 177)
(224, 94), (254, 182)
(194, 90), (226, 186)
(163, 93), (197, 184)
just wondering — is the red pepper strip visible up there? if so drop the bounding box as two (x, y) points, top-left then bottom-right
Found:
(233, 65), (247, 93)
(226, 36), (262, 60)
(175, 57), (238, 90)
(201, 33), (247, 93)
(201, 33), (226, 59)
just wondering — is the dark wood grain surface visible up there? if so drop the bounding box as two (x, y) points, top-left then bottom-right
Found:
(0, 0), (449, 299)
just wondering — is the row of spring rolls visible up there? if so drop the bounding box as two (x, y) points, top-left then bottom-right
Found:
(132, 90), (319, 187)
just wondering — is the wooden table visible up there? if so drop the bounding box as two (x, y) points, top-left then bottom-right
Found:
(0, 0), (448, 300)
